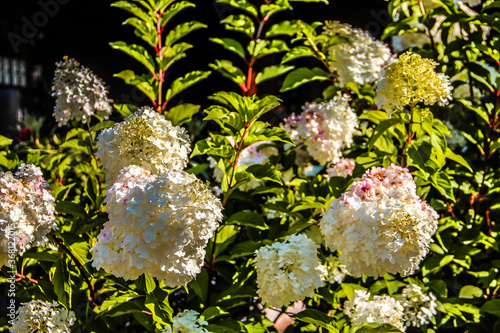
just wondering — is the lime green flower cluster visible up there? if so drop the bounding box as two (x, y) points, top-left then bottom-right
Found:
(375, 52), (453, 116)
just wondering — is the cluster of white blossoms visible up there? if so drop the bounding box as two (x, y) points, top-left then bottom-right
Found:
(345, 290), (405, 331)
(208, 138), (278, 191)
(282, 94), (358, 166)
(397, 284), (438, 328)
(10, 300), (76, 333)
(375, 52), (453, 116)
(51, 57), (113, 127)
(325, 158), (356, 178)
(0, 164), (56, 266)
(254, 234), (326, 308)
(444, 121), (467, 151)
(323, 21), (392, 86)
(97, 107), (191, 182)
(320, 164), (439, 277)
(161, 310), (208, 333)
(91, 165), (223, 286)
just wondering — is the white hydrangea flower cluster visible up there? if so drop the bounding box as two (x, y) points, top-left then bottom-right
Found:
(0, 164), (56, 266)
(208, 138), (278, 191)
(323, 21), (392, 86)
(397, 284), (438, 328)
(344, 290), (406, 332)
(282, 95), (358, 166)
(161, 310), (208, 333)
(320, 164), (439, 277)
(91, 165), (223, 286)
(10, 300), (76, 333)
(51, 57), (113, 127)
(97, 107), (191, 182)
(326, 158), (356, 178)
(444, 121), (467, 151)
(375, 52), (453, 116)
(324, 256), (348, 284)
(255, 234), (326, 308)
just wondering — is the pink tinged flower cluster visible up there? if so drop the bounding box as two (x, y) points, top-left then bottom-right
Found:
(319, 164), (438, 277)
(0, 164), (56, 266)
(97, 107), (191, 182)
(326, 158), (356, 178)
(51, 57), (113, 127)
(10, 299), (75, 333)
(91, 165), (223, 286)
(282, 94), (358, 166)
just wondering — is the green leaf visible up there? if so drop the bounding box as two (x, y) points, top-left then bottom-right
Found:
(245, 126), (294, 145)
(248, 39), (289, 60)
(96, 291), (141, 316)
(246, 162), (282, 184)
(459, 285), (483, 299)
(93, 121), (116, 132)
(144, 274), (156, 293)
(51, 258), (69, 307)
(201, 306), (229, 321)
(111, 1), (154, 25)
(266, 20), (300, 37)
(145, 287), (173, 325)
(114, 70), (156, 102)
(55, 201), (88, 219)
(114, 103), (139, 118)
(209, 60), (247, 88)
(341, 283), (367, 300)
(481, 300), (500, 317)
(255, 65), (295, 84)
(293, 309), (338, 332)
(445, 147), (472, 172)
(351, 323), (402, 333)
(110, 41), (156, 75)
(0, 135), (13, 147)
(159, 1), (196, 28)
(166, 103), (200, 126)
(210, 38), (246, 59)
(227, 211), (268, 230)
(165, 70), (210, 103)
(289, 0), (328, 2)
(260, 0), (293, 17)
(230, 240), (262, 258)
(122, 17), (157, 47)
(217, 0), (259, 17)
(159, 42), (193, 72)
(280, 67), (332, 92)
(221, 14), (255, 37)
(431, 171), (455, 201)
(367, 118), (404, 149)
(164, 21), (207, 48)
(281, 46), (317, 63)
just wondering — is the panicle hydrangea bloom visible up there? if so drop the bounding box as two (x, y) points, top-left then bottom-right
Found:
(397, 284), (438, 328)
(97, 107), (191, 182)
(51, 57), (112, 126)
(375, 52), (453, 116)
(255, 234), (326, 308)
(326, 158), (356, 178)
(91, 165), (223, 286)
(161, 310), (208, 333)
(10, 300), (76, 333)
(281, 94), (358, 165)
(0, 164), (56, 266)
(323, 21), (392, 86)
(319, 164), (439, 277)
(444, 121), (467, 151)
(208, 138), (278, 191)
(344, 290), (405, 332)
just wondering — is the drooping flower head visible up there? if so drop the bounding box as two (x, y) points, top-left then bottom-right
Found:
(10, 300), (76, 333)
(255, 234), (326, 308)
(323, 21), (392, 86)
(208, 138), (278, 191)
(326, 158), (356, 178)
(282, 94), (358, 166)
(97, 107), (191, 182)
(161, 310), (208, 333)
(51, 57), (113, 126)
(397, 284), (438, 328)
(91, 165), (223, 286)
(0, 164), (56, 266)
(320, 164), (438, 277)
(344, 290), (405, 331)
(375, 52), (452, 116)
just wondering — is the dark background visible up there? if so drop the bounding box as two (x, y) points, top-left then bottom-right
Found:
(0, 0), (389, 138)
